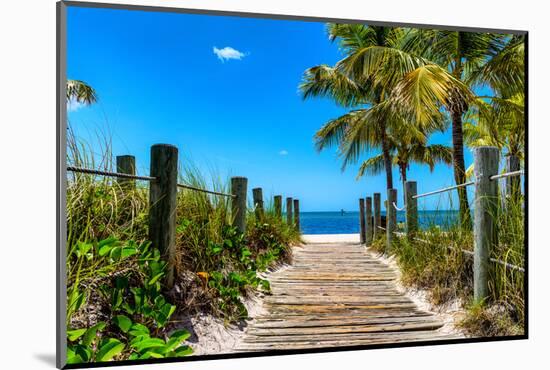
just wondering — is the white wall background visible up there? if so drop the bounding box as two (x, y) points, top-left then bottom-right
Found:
(0, 0), (545, 369)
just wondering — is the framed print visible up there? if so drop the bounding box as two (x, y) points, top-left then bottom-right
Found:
(57, 1), (527, 368)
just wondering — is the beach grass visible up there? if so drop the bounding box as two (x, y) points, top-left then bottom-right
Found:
(65, 130), (301, 362)
(379, 189), (525, 336)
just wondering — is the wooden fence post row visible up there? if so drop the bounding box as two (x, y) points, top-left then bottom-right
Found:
(373, 193), (381, 239)
(148, 144), (178, 288)
(116, 155), (136, 190)
(366, 146), (510, 304)
(293, 199), (301, 231)
(365, 197), (373, 246)
(252, 187), (264, 220)
(274, 195), (282, 218)
(231, 177), (248, 234)
(473, 146), (500, 303)
(386, 189), (397, 253)
(405, 181), (418, 237)
(359, 198), (366, 244)
(286, 197), (293, 226)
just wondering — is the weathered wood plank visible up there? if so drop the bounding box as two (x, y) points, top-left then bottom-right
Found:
(238, 241), (460, 351)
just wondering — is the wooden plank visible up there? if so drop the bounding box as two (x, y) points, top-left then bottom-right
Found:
(237, 241), (458, 351)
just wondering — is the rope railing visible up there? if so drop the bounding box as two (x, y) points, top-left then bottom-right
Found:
(392, 202), (406, 211)
(490, 170), (524, 181)
(399, 234), (524, 273)
(67, 166), (157, 181)
(363, 148), (526, 295)
(67, 166), (235, 197)
(413, 180), (475, 199)
(412, 170), (524, 200)
(176, 183), (235, 198)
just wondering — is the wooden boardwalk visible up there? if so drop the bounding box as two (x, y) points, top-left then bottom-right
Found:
(238, 241), (458, 352)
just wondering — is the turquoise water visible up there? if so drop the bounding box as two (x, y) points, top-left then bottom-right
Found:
(298, 211), (460, 235)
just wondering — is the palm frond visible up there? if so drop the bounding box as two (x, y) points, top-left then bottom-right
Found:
(67, 79), (98, 105)
(299, 65), (369, 107)
(356, 154), (386, 179)
(314, 109), (367, 152)
(390, 64), (474, 128)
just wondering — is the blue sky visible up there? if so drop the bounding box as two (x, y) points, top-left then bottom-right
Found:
(67, 6), (479, 212)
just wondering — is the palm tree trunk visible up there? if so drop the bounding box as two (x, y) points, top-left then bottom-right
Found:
(451, 109), (472, 229)
(381, 129), (393, 190)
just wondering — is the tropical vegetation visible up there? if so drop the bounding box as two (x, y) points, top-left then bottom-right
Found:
(65, 85), (301, 363)
(301, 24), (525, 336)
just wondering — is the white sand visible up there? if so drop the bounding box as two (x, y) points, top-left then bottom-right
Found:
(185, 235), (465, 355)
(302, 233), (360, 243)
(367, 249), (467, 337)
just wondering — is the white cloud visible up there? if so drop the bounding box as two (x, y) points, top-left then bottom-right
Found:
(279, 150), (288, 156)
(213, 46), (246, 62)
(67, 98), (84, 112)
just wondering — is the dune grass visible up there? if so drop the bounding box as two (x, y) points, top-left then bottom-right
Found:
(65, 131), (302, 362)
(373, 190), (525, 337)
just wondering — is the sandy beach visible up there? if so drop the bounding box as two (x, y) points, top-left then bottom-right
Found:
(301, 233), (360, 243)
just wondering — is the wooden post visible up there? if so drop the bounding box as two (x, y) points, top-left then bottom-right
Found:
(473, 146), (499, 303)
(293, 199), (300, 231)
(286, 197), (293, 225)
(274, 195), (282, 218)
(231, 177), (248, 234)
(148, 144), (178, 288)
(252, 187), (264, 220)
(365, 197), (373, 246)
(386, 189), (397, 253)
(116, 155), (136, 190)
(506, 154), (521, 203)
(405, 181), (418, 237)
(373, 193), (381, 239)
(359, 198), (366, 244)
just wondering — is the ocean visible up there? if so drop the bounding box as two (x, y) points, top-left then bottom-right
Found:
(298, 211), (460, 235)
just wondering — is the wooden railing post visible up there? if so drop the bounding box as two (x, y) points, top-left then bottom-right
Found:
(365, 196), (373, 246)
(149, 144), (178, 288)
(359, 198), (366, 244)
(252, 187), (264, 220)
(274, 195), (282, 218)
(286, 197), (293, 225)
(231, 177), (248, 234)
(386, 189), (397, 253)
(506, 154), (521, 203)
(116, 155), (136, 190)
(405, 181), (418, 237)
(473, 146), (499, 303)
(293, 199), (300, 231)
(373, 193), (381, 239)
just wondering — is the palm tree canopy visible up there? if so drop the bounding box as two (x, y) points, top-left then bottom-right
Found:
(67, 79), (98, 105)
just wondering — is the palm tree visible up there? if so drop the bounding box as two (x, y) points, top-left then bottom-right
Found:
(357, 131), (453, 203)
(67, 79), (98, 105)
(398, 30), (520, 228)
(300, 24), (472, 192)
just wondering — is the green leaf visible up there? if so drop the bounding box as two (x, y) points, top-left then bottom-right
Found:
(96, 338), (125, 362)
(148, 272), (164, 286)
(98, 237), (117, 248)
(121, 247), (138, 259)
(74, 344), (92, 363)
(113, 315), (132, 333)
(173, 345), (193, 357)
(67, 328), (87, 342)
(128, 323), (150, 337)
(66, 347), (84, 364)
(132, 338), (165, 353)
(98, 245), (113, 257)
(161, 330), (191, 353)
(82, 322), (106, 346)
